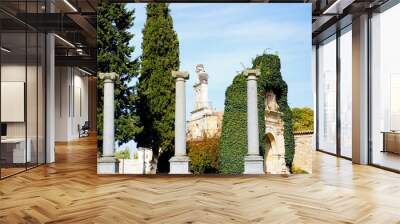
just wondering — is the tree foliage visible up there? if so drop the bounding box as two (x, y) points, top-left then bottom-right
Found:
(115, 148), (131, 160)
(135, 3), (180, 173)
(219, 53), (295, 174)
(188, 135), (220, 174)
(97, 3), (142, 153)
(291, 107), (314, 132)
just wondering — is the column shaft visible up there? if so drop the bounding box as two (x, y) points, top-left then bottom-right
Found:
(46, 32), (55, 163)
(352, 14), (369, 164)
(175, 78), (186, 156)
(247, 76), (259, 155)
(103, 79), (115, 157)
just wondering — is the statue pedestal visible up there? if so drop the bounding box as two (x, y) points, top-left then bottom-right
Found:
(97, 156), (119, 174)
(169, 156), (191, 174)
(244, 155), (264, 174)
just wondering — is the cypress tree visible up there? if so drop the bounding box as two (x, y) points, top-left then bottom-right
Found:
(136, 3), (180, 172)
(97, 3), (142, 153)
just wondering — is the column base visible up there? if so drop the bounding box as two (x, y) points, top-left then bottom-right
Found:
(243, 155), (264, 174)
(97, 156), (119, 174)
(169, 156), (191, 174)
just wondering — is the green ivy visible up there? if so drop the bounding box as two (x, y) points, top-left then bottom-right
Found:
(219, 74), (248, 174)
(219, 53), (295, 174)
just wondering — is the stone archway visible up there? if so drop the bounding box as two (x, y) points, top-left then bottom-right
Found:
(264, 133), (276, 157)
(264, 91), (288, 174)
(264, 133), (282, 173)
(264, 133), (275, 171)
(264, 132), (286, 174)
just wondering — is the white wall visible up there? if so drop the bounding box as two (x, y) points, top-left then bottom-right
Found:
(1, 63), (46, 164)
(55, 67), (89, 141)
(1, 65), (35, 138)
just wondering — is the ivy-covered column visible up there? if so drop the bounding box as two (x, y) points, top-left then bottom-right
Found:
(244, 69), (264, 174)
(169, 71), (191, 174)
(97, 72), (119, 174)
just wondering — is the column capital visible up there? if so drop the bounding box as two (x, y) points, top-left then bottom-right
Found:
(172, 71), (189, 80)
(244, 69), (260, 80)
(99, 72), (118, 81)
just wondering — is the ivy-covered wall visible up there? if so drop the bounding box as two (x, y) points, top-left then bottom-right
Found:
(253, 54), (295, 169)
(219, 53), (295, 174)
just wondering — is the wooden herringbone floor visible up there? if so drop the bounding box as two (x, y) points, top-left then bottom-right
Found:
(1, 136), (400, 224)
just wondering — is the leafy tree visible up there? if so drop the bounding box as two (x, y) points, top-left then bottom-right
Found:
(219, 53), (295, 173)
(97, 3), (142, 153)
(115, 147), (131, 174)
(136, 3), (180, 173)
(291, 107), (314, 132)
(115, 148), (131, 160)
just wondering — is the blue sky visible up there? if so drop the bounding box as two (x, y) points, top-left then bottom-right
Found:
(127, 3), (313, 114)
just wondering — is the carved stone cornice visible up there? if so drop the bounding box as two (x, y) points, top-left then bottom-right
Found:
(172, 71), (189, 80)
(98, 72), (118, 81)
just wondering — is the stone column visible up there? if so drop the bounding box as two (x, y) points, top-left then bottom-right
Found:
(45, 0), (56, 164)
(244, 69), (264, 174)
(46, 28), (55, 163)
(97, 72), (119, 174)
(169, 71), (191, 174)
(352, 14), (369, 165)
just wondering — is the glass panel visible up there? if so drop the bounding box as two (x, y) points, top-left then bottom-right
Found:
(38, 32), (45, 165)
(371, 4), (400, 171)
(339, 27), (352, 158)
(317, 35), (337, 154)
(27, 31), (38, 169)
(1, 30), (27, 177)
(0, 1), (47, 178)
(26, 0), (39, 169)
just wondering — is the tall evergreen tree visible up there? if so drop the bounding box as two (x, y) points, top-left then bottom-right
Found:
(97, 3), (142, 152)
(136, 3), (180, 172)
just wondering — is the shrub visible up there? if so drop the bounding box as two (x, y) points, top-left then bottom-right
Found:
(188, 135), (220, 174)
(291, 165), (308, 174)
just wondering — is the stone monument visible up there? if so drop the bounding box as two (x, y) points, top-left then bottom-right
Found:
(187, 64), (223, 140)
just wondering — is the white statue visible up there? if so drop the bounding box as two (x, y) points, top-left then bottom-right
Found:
(265, 91), (279, 112)
(196, 64), (205, 74)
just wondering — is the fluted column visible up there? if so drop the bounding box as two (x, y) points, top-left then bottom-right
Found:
(169, 71), (191, 174)
(97, 72), (119, 174)
(244, 69), (264, 174)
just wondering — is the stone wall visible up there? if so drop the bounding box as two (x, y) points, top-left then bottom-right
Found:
(292, 133), (314, 173)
